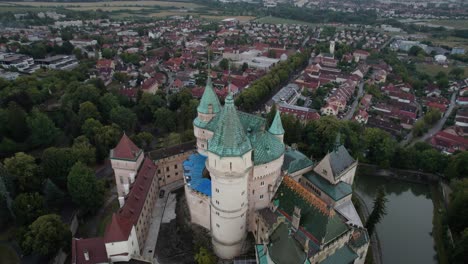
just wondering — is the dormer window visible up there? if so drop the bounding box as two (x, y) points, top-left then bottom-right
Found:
(322, 169), (327, 175)
(208, 104), (213, 114)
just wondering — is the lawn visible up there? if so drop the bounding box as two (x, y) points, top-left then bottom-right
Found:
(0, 244), (20, 264)
(201, 15), (255, 22)
(425, 19), (468, 30)
(97, 198), (119, 236)
(255, 16), (317, 26)
(8, 1), (202, 9)
(415, 63), (468, 78)
(428, 36), (468, 50)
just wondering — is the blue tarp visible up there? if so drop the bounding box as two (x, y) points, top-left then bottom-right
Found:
(183, 154), (211, 197)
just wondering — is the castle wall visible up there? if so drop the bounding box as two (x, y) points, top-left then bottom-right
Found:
(105, 226), (139, 263)
(135, 174), (159, 251)
(155, 151), (194, 187)
(194, 125), (214, 156)
(339, 162), (358, 185)
(308, 229), (353, 264)
(185, 186), (211, 230)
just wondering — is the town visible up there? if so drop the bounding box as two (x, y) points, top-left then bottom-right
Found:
(0, 1), (467, 264)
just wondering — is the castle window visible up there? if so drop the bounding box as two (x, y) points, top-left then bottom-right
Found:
(216, 188), (219, 193)
(216, 223), (220, 228)
(167, 175), (170, 178)
(158, 169), (161, 174)
(241, 191), (245, 195)
(260, 181), (265, 186)
(202, 144), (205, 148)
(166, 167), (169, 172)
(120, 176), (124, 184)
(260, 195), (264, 199)
(216, 200), (219, 205)
(241, 202), (244, 207)
(322, 169), (327, 175)
(175, 172), (179, 176)
(216, 211), (219, 216)
(253, 190), (255, 195)
(174, 164), (178, 169)
(230, 162), (232, 170)
(240, 225), (243, 230)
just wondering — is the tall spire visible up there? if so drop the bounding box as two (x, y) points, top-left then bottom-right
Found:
(268, 110), (285, 135)
(333, 132), (341, 152)
(228, 61), (232, 94)
(197, 50), (221, 114)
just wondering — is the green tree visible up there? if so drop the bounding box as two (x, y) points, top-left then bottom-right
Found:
(412, 119), (427, 137)
(154, 108), (176, 132)
(449, 67), (464, 80)
(67, 162), (104, 213)
(101, 48), (116, 59)
(448, 179), (468, 234)
(42, 179), (65, 211)
(27, 109), (59, 147)
(131, 132), (154, 149)
(363, 128), (396, 167)
(94, 124), (121, 161)
(21, 214), (71, 256)
(424, 108), (441, 125)
(218, 58), (229, 70)
(41, 147), (76, 188)
(6, 102), (30, 142)
(365, 187), (388, 236)
(452, 228), (468, 264)
(12, 193), (46, 226)
(110, 106), (137, 132)
(241, 62), (249, 72)
(78, 101), (100, 123)
(194, 246), (216, 264)
(72, 136), (96, 165)
(99, 93), (119, 120)
(4, 152), (41, 192)
(445, 151), (468, 179)
(81, 118), (103, 142)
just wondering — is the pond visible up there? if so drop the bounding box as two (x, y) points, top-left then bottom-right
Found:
(355, 174), (437, 264)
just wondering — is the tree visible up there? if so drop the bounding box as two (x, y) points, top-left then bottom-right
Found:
(154, 108), (176, 132)
(99, 93), (119, 120)
(423, 108), (441, 125)
(27, 109), (59, 147)
(452, 228), (468, 264)
(194, 247), (216, 264)
(218, 58), (229, 70)
(6, 102), (30, 142)
(81, 118), (103, 142)
(365, 187), (388, 236)
(448, 179), (468, 234)
(412, 119), (427, 137)
(131, 132), (154, 149)
(445, 151), (468, 179)
(72, 136), (96, 165)
(94, 124), (121, 161)
(449, 67), (464, 80)
(41, 147), (76, 188)
(101, 48), (116, 59)
(67, 162), (104, 213)
(4, 152), (41, 192)
(42, 179), (65, 211)
(78, 101), (100, 123)
(12, 193), (46, 226)
(21, 214), (71, 256)
(110, 106), (137, 132)
(241, 62), (249, 72)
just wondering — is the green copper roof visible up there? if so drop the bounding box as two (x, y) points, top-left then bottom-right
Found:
(269, 110), (285, 135)
(250, 132), (285, 165)
(319, 245), (358, 264)
(255, 245), (269, 264)
(268, 222), (307, 264)
(282, 147), (314, 174)
(303, 172), (352, 201)
(208, 93), (252, 157)
(197, 76), (221, 114)
(275, 182), (349, 245)
(329, 146), (356, 180)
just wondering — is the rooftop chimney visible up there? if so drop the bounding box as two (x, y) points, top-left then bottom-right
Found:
(292, 206), (301, 231)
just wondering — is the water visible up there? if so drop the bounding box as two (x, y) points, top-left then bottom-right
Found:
(355, 174), (437, 264)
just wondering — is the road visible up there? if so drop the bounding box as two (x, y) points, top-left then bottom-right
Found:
(343, 81), (364, 121)
(405, 92), (457, 147)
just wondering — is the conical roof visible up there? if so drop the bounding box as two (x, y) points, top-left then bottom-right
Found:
(268, 110), (285, 135)
(208, 93), (252, 157)
(197, 76), (221, 114)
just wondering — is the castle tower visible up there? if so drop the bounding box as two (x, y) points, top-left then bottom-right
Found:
(268, 110), (285, 143)
(110, 134), (144, 207)
(194, 74), (221, 156)
(206, 92), (252, 259)
(330, 41), (335, 55)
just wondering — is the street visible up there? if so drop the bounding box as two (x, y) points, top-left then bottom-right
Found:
(343, 81), (364, 121)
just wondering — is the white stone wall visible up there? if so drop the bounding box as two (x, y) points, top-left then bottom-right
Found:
(185, 186), (211, 230)
(194, 125), (214, 156)
(338, 162), (357, 185)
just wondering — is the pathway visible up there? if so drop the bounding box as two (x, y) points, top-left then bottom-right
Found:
(142, 180), (185, 262)
(343, 81), (364, 121)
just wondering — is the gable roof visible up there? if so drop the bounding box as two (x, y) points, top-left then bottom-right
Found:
(110, 134), (142, 160)
(104, 214), (134, 243)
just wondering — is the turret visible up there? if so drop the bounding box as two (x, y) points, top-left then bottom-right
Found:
(268, 110), (285, 143)
(207, 91), (252, 259)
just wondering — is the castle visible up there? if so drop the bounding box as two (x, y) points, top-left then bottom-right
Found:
(185, 74), (370, 263)
(71, 72), (369, 264)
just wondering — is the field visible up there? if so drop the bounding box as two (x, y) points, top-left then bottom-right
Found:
(416, 63), (468, 78)
(201, 15), (255, 22)
(428, 36), (468, 50)
(423, 19), (468, 30)
(255, 16), (317, 26)
(7, 1), (202, 9)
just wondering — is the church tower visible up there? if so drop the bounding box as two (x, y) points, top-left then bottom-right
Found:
(206, 91), (252, 259)
(268, 110), (285, 143)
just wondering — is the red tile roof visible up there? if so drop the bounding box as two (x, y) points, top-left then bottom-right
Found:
(104, 157), (157, 243)
(72, 237), (108, 264)
(111, 134), (142, 160)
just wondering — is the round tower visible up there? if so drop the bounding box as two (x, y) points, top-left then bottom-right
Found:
(268, 109), (285, 143)
(207, 92), (252, 259)
(194, 75), (221, 156)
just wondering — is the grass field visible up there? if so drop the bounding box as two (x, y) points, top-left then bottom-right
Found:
(7, 1), (201, 9)
(0, 244), (20, 264)
(428, 36), (468, 50)
(425, 19), (468, 30)
(201, 15), (255, 22)
(255, 16), (317, 26)
(416, 63), (468, 78)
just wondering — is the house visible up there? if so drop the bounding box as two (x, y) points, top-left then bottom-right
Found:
(321, 103), (339, 116)
(456, 97), (468, 106)
(354, 109), (369, 124)
(171, 79), (184, 92)
(431, 129), (468, 154)
(279, 103), (320, 122)
(141, 77), (159, 94)
(353, 50), (370, 62)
